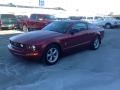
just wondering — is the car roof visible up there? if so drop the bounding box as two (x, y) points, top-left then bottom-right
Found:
(55, 20), (88, 24)
(31, 14), (53, 16)
(0, 14), (14, 15)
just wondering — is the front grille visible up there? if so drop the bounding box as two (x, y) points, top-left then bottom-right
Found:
(10, 40), (38, 51)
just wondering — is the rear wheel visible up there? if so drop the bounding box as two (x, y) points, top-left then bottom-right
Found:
(22, 25), (28, 32)
(43, 45), (60, 65)
(90, 36), (101, 50)
(105, 23), (111, 29)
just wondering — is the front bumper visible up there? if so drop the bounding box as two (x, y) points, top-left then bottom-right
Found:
(1, 24), (18, 29)
(8, 44), (41, 59)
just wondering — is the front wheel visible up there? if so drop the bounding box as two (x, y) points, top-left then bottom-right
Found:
(43, 45), (60, 65)
(90, 37), (101, 50)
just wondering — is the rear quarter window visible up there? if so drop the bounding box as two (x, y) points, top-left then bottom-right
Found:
(72, 22), (88, 31)
(88, 23), (100, 30)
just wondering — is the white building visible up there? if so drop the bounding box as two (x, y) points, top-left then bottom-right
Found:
(0, 0), (120, 16)
(0, 0), (39, 7)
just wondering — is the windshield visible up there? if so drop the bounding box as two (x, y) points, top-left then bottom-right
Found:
(42, 21), (71, 33)
(1, 14), (16, 19)
(30, 14), (55, 20)
(16, 15), (28, 20)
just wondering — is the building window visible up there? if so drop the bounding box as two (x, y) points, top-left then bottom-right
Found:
(39, 0), (44, 7)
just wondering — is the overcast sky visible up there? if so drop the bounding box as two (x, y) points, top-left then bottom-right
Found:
(0, 0), (120, 14)
(62, 0), (119, 11)
(45, 0), (120, 15)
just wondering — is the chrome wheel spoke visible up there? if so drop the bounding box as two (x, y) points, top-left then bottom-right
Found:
(47, 53), (51, 57)
(50, 49), (53, 53)
(48, 56), (53, 61)
(53, 54), (57, 58)
(53, 49), (57, 54)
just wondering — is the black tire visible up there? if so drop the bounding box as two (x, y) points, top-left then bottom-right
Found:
(22, 25), (28, 32)
(43, 44), (60, 65)
(90, 36), (101, 50)
(105, 23), (112, 29)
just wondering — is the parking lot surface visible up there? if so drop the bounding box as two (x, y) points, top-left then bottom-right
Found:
(0, 29), (120, 90)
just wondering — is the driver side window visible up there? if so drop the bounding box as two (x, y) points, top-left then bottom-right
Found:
(72, 22), (88, 32)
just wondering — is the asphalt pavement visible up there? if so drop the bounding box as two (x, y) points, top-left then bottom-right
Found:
(0, 29), (120, 90)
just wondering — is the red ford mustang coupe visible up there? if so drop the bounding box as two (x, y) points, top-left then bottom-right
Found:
(8, 20), (104, 65)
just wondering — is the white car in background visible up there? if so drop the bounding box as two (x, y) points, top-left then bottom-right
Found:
(81, 16), (103, 22)
(89, 16), (120, 29)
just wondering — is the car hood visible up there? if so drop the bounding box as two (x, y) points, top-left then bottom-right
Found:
(10, 30), (63, 45)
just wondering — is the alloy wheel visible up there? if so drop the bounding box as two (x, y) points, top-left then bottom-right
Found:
(93, 38), (100, 49)
(46, 47), (59, 63)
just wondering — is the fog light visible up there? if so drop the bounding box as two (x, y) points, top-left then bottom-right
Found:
(32, 45), (36, 51)
(26, 53), (38, 56)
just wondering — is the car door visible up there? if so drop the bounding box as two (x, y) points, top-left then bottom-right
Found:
(64, 22), (90, 49)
